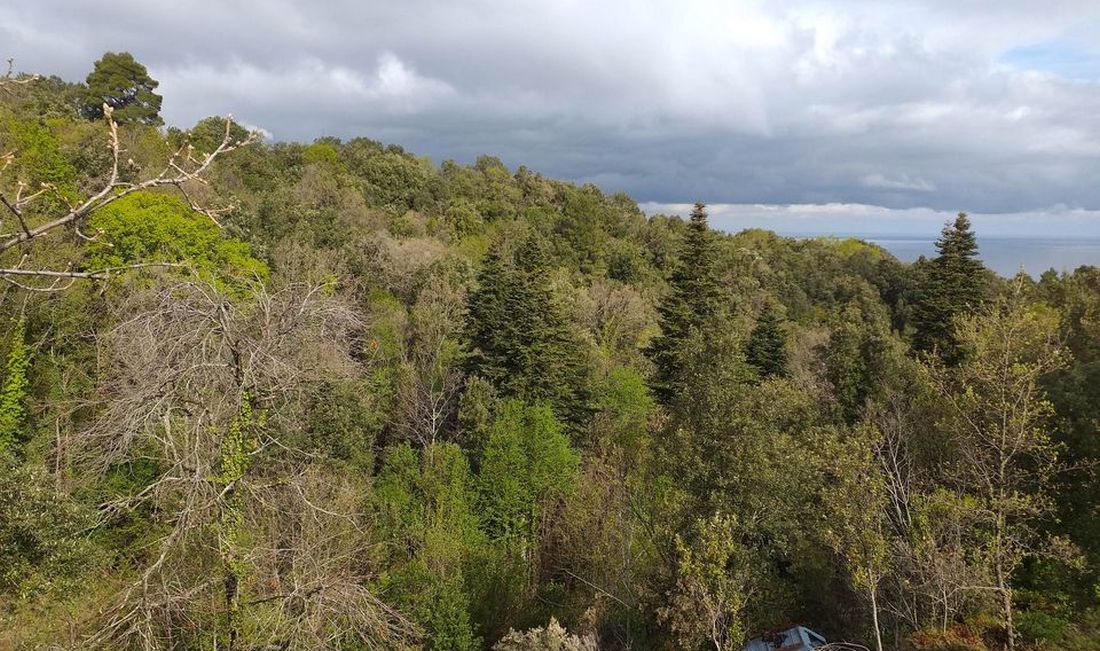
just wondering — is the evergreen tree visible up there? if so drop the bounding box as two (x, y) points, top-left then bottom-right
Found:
(647, 202), (721, 402)
(911, 213), (985, 362)
(745, 302), (788, 379)
(79, 52), (163, 125)
(465, 235), (591, 426)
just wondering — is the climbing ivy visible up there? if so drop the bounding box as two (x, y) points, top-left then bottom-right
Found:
(0, 317), (31, 456)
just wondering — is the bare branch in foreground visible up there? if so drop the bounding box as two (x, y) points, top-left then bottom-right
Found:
(0, 100), (256, 287)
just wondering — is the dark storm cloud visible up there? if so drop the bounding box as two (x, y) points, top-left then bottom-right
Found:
(6, 0), (1100, 215)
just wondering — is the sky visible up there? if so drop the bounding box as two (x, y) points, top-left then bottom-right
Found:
(6, 0), (1100, 236)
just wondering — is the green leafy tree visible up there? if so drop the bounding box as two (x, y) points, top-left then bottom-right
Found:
(182, 116), (253, 154)
(647, 202), (722, 402)
(473, 400), (579, 638)
(476, 400), (578, 542)
(360, 150), (432, 211)
(375, 443), (485, 650)
(592, 365), (654, 457)
(0, 465), (94, 599)
(912, 213), (986, 362)
(1038, 266), (1100, 604)
(928, 298), (1068, 651)
(79, 52), (163, 125)
(745, 302), (788, 379)
(821, 423), (891, 651)
(86, 191), (268, 283)
(658, 513), (750, 651)
(3, 119), (77, 194)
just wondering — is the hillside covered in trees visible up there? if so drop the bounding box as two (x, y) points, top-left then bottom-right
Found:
(1, 54), (1099, 651)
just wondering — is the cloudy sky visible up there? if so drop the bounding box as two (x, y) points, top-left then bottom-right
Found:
(6, 0), (1100, 235)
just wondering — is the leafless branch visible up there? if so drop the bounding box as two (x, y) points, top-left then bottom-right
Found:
(0, 58), (38, 93)
(70, 279), (416, 649)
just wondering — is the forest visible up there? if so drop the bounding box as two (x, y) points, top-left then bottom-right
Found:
(0, 53), (1098, 651)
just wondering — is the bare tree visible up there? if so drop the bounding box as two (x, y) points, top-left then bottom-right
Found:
(75, 279), (416, 650)
(395, 275), (466, 446)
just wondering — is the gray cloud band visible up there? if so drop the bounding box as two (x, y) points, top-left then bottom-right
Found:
(5, 0), (1100, 213)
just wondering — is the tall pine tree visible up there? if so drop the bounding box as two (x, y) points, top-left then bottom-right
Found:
(647, 202), (721, 402)
(912, 213), (986, 363)
(465, 235), (591, 428)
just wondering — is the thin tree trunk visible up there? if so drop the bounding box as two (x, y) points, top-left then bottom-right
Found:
(224, 559), (239, 651)
(868, 571), (884, 651)
(1001, 583), (1015, 651)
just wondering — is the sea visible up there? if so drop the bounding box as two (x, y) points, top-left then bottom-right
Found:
(791, 234), (1100, 278)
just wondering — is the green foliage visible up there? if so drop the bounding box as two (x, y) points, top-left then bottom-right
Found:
(0, 464), (94, 599)
(181, 116), (252, 154)
(375, 443), (484, 650)
(361, 150), (432, 211)
(593, 365), (653, 454)
(1014, 606), (1069, 646)
(658, 513), (749, 651)
(302, 380), (378, 469)
(465, 236), (592, 426)
(476, 400), (578, 542)
(445, 199), (486, 238)
(86, 191), (268, 281)
(823, 291), (903, 423)
(303, 141), (342, 168)
(79, 51), (163, 125)
(0, 317), (31, 455)
(3, 118), (77, 194)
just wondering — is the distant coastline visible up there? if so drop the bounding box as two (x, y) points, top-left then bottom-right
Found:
(782, 233), (1100, 277)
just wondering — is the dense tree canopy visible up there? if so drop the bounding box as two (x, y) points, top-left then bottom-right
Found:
(0, 55), (1097, 651)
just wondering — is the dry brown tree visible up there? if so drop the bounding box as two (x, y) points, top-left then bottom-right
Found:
(76, 280), (417, 650)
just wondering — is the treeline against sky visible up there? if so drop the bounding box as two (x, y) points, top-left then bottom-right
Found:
(1, 53), (1099, 651)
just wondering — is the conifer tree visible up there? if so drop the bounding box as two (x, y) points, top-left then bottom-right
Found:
(80, 52), (163, 125)
(465, 235), (591, 426)
(745, 302), (788, 379)
(912, 213), (986, 362)
(647, 202), (721, 402)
